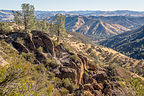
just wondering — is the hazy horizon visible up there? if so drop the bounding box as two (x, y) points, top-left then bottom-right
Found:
(0, 0), (144, 11)
(0, 9), (144, 12)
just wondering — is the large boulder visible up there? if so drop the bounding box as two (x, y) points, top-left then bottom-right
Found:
(55, 43), (69, 58)
(84, 83), (94, 91)
(92, 71), (108, 82)
(59, 67), (77, 83)
(55, 44), (87, 85)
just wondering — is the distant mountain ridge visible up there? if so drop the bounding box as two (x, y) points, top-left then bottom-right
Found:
(1, 10), (144, 41)
(64, 16), (130, 40)
(45, 15), (144, 40)
(64, 15), (144, 41)
(1, 10), (144, 21)
(36, 10), (144, 17)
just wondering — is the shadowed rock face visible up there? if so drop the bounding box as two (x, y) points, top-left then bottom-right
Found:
(92, 71), (108, 83)
(24, 34), (36, 52)
(32, 30), (55, 56)
(32, 36), (45, 49)
(12, 41), (29, 53)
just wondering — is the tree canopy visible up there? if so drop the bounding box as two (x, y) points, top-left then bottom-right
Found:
(13, 3), (35, 32)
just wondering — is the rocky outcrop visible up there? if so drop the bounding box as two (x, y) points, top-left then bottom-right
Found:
(32, 36), (45, 49)
(34, 50), (47, 63)
(24, 34), (36, 52)
(78, 54), (88, 71)
(54, 43), (88, 85)
(1, 31), (134, 96)
(12, 41), (29, 53)
(59, 67), (77, 83)
(92, 71), (108, 83)
(5, 31), (88, 85)
(32, 31), (55, 56)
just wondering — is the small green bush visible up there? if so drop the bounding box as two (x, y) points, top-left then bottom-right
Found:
(71, 54), (79, 62)
(37, 46), (44, 53)
(53, 40), (59, 47)
(45, 58), (56, 65)
(60, 87), (69, 96)
(0, 22), (12, 34)
(16, 37), (25, 45)
(21, 52), (35, 63)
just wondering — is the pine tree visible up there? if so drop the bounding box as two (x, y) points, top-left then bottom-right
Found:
(13, 3), (35, 33)
(54, 14), (66, 42)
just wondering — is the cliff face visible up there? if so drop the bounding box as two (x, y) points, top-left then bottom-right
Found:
(0, 31), (142, 96)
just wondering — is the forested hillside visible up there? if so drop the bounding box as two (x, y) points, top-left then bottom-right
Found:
(100, 25), (144, 59)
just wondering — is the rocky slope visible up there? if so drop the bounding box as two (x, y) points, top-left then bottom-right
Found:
(0, 27), (144, 95)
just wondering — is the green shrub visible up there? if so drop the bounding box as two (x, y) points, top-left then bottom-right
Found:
(63, 42), (75, 52)
(53, 40), (59, 47)
(16, 37), (25, 45)
(47, 84), (54, 96)
(70, 54), (79, 62)
(129, 78), (144, 96)
(45, 58), (56, 65)
(60, 87), (69, 96)
(62, 78), (72, 88)
(88, 59), (99, 69)
(91, 45), (95, 49)
(37, 46), (44, 53)
(0, 22), (12, 34)
(0, 40), (58, 95)
(21, 52), (35, 63)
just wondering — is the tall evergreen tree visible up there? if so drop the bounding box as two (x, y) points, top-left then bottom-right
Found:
(54, 14), (66, 42)
(13, 3), (35, 33)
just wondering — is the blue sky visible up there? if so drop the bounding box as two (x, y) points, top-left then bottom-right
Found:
(0, 0), (144, 11)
